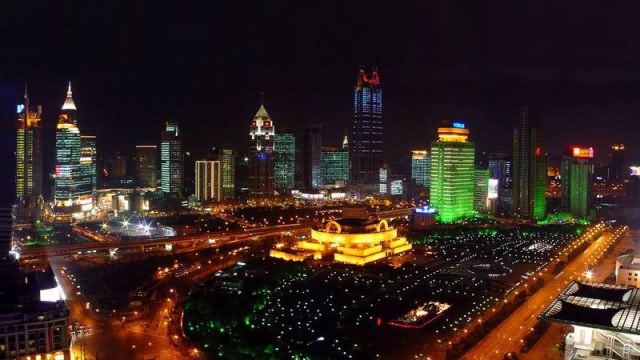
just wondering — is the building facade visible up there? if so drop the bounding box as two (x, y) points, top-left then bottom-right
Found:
(248, 104), (275, 198)
(561, 147), (594, 219)
(488, 153), (512, 212)
(615, 253), (640, 287)
(512, 106), (546, 220)
(54, 83), (93, 217)
(135, 145), (158, 188)
(195, 160), (221, 202)
(609, 144), (625, 184)
(430, 122), (475, 223)
(474, 168), (489, 212)
(274, 132), (296, 191)
(215, 147), (235, 200)
(350, 67), (383, 193)
(411, 150), (430, 191)
(15, 87), (43, 200)
(320, 146), (349, 187)
(80, 135), (97, 197)
(160, 121), (183, 195)
(303, 124), (322, 190)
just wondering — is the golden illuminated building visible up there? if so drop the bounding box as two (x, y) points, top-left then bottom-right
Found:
(270, 210), (412, 265)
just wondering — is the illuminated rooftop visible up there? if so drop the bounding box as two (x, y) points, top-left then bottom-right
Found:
(61, 81), (77, 111)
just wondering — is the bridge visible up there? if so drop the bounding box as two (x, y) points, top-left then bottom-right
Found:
(19, 223), (310, 260)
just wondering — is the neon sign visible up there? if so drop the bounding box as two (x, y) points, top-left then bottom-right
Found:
(415, 206), (436, 214)
(452, 122), (465, 129)
(17, 104), (24, 114)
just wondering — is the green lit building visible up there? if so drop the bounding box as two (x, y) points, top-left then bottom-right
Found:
(274, 132), (295, 191)
(430, 122), (476, 223)
(320, 145), (349, 187)
(161, 121), (183, 195)
(513, 106), (546, 219)
(561, 147), (594, 218)
(474, 168), (489, 212)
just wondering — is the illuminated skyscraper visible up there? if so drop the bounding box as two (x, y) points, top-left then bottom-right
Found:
(248, 104), (275, 198)
(135, 145), (158, 188)
(161, 121), (183, 195)
(213, 147), (235, 200)
(15, 86), (43, 200)
(474, 168), (489, 212)
(430, 121), (475, 223)
(351, 66), (383, 192)
(80, 135), (97, 197)
(274, 132), (295, 191)
(54, 82), (93, 216)
(320, 145), (349, 187)
(304, 124), (322, 189)
(512, 106), (546, 219)
(410, 150), (430, 188)
(195, 160), (221, 202)
(561, 147), (594, 218)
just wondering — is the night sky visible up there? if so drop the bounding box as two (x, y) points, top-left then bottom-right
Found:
(3, 1), (640, 202)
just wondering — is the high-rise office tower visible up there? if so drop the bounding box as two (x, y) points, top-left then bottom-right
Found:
(488, 153), (513, 211)
(609, 144), (625, 184)
(474, 168), (490, 212)
(135, 145), (158, 188)
(80, 135), (97, 197)
(160, 121), (183, 195)
(512, 106), (546, 219)
(54, 82), (93, 216)
(274, 132), (296, 191)
(350, 66), (383, 192)
(304, 124), (322, 190)
(410, 150), (430, 188)
(195, 160), (221, 202)
(320, 145), (349, 187)
(212, 147), (235, 200)
(430, 121), (475, 223)
(248, 104), (275, 198)
(15, 86), (43, 200)
(561, 147), (594, 218)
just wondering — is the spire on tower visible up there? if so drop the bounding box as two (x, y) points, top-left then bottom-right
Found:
(254, 104), (270, 119)
(61, 81), (77, 111)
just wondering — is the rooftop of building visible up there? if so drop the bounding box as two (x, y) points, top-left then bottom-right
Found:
(0, 261), (65, 314)
(539, 281), (640, 334)
(617, 253), (640, 270)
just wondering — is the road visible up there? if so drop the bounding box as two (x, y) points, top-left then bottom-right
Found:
(519, 229), (637, 360)
(462, 228), (625, 360)
(20, 222), (308, 259)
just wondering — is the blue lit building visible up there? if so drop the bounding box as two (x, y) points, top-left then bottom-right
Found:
(351, 66), (383, 193)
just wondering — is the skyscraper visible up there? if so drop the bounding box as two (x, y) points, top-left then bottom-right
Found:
(430, 121), (475, 223)
(410, 150), (430, 188)
(212, 147), (235, 200)
(320, 145), (349, 187)
(350, 66), (383, 193)
(488, 153), (513, 212)
(248, 104), (275, 198)
(54, 82), (93, 216)
(15, 86), (43, 200)
(609, 144), (625, 184)
(474, 168), (490, 212)
(80, 135), (97, 196)
(561, 147), (594, 218)
(274, 132), (296, 191)
(304, 124), (322, 190)
(512, 106), (546, 220)
(195, 160), (221, 202)
(160, 121), (183, 195)
(135, 145), (158, 188)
